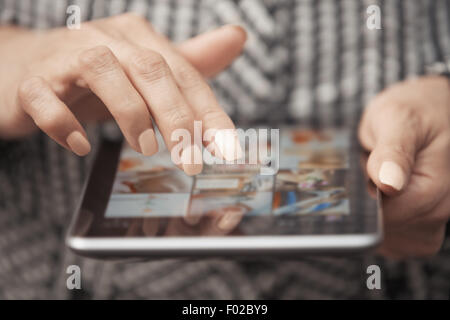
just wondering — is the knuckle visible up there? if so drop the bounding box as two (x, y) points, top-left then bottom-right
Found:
(386, 103), (423, 135)
(131, 50), (169, 82)
(201, 108), (227, 123)
(79, 45), (117, 75)
(162, 106), (193, 129)
(35, 109), (67, 132)
(115, 100), (146, 123)
(390, 144), (415, 168)
(381, 101), (409, 117)
(396, 103), (420, 124)
(174, 65), (205, 91)
(18, 76), (46, 105)
(116, 114), (142, 131)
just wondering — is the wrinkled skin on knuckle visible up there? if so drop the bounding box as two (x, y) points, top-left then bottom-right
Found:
(378, 99), (428, 149)
(375, 77), (449, 138)
(386, 142), (416, 169)
(79, 45), (117, 76)
(201, 108), (227, 124)
(166, 108), (193, 131)
(18, 76), (47, 106)
(174, 65), (204, 91)
(114, 101), (147, 126)
(382, 100), (421, 129)
(131, 51), (169, 82)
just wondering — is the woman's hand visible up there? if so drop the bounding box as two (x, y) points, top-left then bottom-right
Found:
(0, 14), (246, 175)
(359, 76), (450, 258)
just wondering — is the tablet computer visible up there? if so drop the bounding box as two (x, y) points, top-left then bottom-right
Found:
(66, 127), (382, 258)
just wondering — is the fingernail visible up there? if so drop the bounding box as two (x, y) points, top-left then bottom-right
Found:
(66, 131), (91, 156)
(214, 129), (243, 161)
(184, 213), (202, 226)
(181, 144), (203, 175)
(218, 209), (243, 231)
(378, 161), (405, 191)
(227, 24), (248, 40)
(138, 129), (158, 156)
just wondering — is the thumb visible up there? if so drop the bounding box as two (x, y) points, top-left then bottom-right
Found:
(363, 115), (419, 196)
(177, 25), (247, 78)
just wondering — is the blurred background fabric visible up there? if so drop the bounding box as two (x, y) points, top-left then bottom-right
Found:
(0, 0), (449, 299)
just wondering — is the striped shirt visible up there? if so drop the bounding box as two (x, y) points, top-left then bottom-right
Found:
(0, 0), (449, 299)
(1, 0), (449, 126)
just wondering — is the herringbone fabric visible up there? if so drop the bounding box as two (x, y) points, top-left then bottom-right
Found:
(0, 0), (449, 299)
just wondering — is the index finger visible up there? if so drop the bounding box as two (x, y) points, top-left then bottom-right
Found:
(129, 26), (244, 161)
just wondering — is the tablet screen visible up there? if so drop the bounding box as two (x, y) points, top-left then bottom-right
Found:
(107, 128), (349, 218)
(75, 127), (379, 238)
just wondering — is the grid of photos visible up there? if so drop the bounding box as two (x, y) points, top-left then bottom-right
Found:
(190, 173), (274, 218)
(273, 128), (351, 219)
(105, 141), (193, 218)
(273, 169), (349, 216)
(104, 128), (350, 220)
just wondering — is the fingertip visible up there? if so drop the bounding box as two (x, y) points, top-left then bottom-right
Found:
(371, 160), (408, 197)
(183, 166), (203, 176)
(366, 145), (411, 196)
(225, 24), (247, 44)
(378, 161), (406, 191)
(184, 213), (202, 226)
(66, 131), (91, 157)
(217, 207), (246, 231)
(213, 129), (243, 161)
(178, 24), (247, 77)
(181, 144), (203, 176)
(138, 128), (159, 156)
